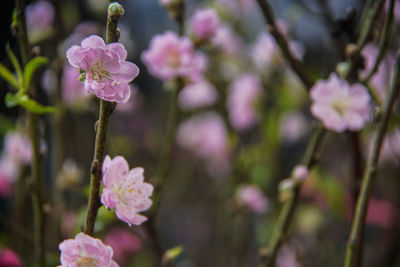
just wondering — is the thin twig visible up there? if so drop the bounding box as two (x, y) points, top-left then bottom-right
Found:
(362, 0), (395, 83)
(255, 0), (314, 89)
(260, 125), (325, 267)
(344, 54), (400, 267)
(83, 2), (122, 235)
(14, 0), (46, 265)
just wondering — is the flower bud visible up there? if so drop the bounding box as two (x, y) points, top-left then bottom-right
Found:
(336, 62), (349, 78)
(292, 165), (308, 182)
(108, 2), (125, 20)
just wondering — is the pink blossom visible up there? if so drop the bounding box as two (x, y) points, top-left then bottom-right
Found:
(227, 73), (262, 131)
(0, 175), (12, 196)
(59, 232), (118, 267)
(292, 165), (308, 182)
(250, 32), (280, 70)
(191, 9), (220, 40)
(66, 35), (139, 103)
(0, 248), (21, 267)
(104, 227), (142, 264)
(277, 246), (301, 267)
(380, 129), (400, 165)
(212, 25), (243, 55)
(361, 44), (395, 102)
(101, 155), (153, 226)
(4, 132), (31, 164)
(310, 73), (371, 132)
(280, 112), (308, 143)
(26, 0), (54, 43)
(176, 112), (231, 176)
(62, 65), (92, 106)
(236, 185), (269, 214)
(141, 31), (206, 81)
(178, 80), (218, 110)
(251, 32), (303, 71)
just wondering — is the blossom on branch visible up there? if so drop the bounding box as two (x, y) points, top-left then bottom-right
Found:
(59, 232), (118, 267)
(66, 35), (139, 103)
(310, 73), (371, 132)
(190, 8), (220, 41)
(101, 155), (153, 226)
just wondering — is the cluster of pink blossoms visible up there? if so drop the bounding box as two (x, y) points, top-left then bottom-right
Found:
(178, 80), (218, 110)
(227, 73), (263, 131)
(101, 155), (153, 226)
(26, 0), (54, 43)
(59, 232), (118, 267)
(66, 35), (139, 103)
(310, 73), (371, 132)
(141, 31), (206, 82)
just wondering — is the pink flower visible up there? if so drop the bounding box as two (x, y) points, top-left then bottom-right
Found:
(361, 44), (395, 102)
(227, 73), (262, 131)
(59, 232), (118, 267)
(0, 248), (21, 267)
(280, 112), (308, 143)
(178, 80), (218, 110)
(101, 155), (153, 226)
(4, 132), (31, 164)
(141, 31), (206, 81)
(310, 73), (371, 132)
(62, 65), (92, 106)
(176, 112), (231, 176)
(66, 35), (139, 103)
(26, 0), (54, 43)
(104, 227), (142, 264)
(191, 9), (220, 40)
(212, 25), (243, 55)
(292, 165), (308, 182)
(236, 185), (269, 214)
(277, 246), (301, 267)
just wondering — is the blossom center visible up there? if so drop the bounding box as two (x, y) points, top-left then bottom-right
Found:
(89, 59), (109, 81)
(331, 98), (348, 115)
(77, 256), (99, 267)
(166, 50), (181, 68)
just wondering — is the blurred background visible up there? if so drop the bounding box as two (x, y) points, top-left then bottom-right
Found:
(0, 0), (400, 266)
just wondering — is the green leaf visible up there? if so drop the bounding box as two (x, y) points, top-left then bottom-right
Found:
(0, 63), (18, 89)
(4, 92), (19, 107)
(5, 44), (23, 87)
(18, 95), (54, 114)
(163, 246), (184, 263)
(24, 56), (48, 90)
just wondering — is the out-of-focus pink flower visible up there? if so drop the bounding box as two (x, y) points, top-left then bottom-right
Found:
(0, 156), (19, 182)
(191, 9), (220, 40)
(26, 0), (54, 43)
(251, 31), (304, 72)
(380, 129), (400, 165)
(250, 32), (280, 71)
(66, 35), (139, 103)
(59, 21), (101, 56)
(61, 65), (92, 106)
(212, 25), (243, 55)
(277, 246), (301, 267)
(4, 132), (31, 164)
(59, 232), (118, 266)
(141, 31), (206, 81)
(227, 73), (262, 131)
(236, 184), (269, 214)
(101, 155), (153, 226)
(178, 80), (218, 110)
(61, 211), (77, 237)
(361, 44), (395, 103)
(310, 73), (371, 132)
(0, 248), (21, 267)
(280, 112), (308, 143)
(104, 227), (143, 264)
(176, 112), (231, 176)
(0, 174), (12, 196)
(292, 165), (308, 182)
